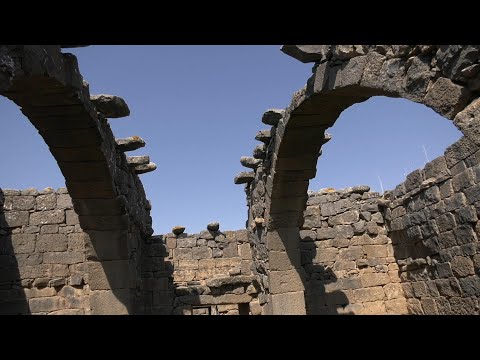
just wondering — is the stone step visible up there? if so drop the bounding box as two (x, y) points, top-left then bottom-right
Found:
(240, 156), (261, 169)
(134, 162), (157, 174)
(253, 144), (266, 159)
(255, 129), (272, 143)
(90, 94), (130, 118)
(262, 109), (284, 126)
(127, 155), (150, 166)
(115, 136), (146, 152)
(234, 172), (255, 185)
(322, 133), (332, 145)
(280, 45), (330, 63)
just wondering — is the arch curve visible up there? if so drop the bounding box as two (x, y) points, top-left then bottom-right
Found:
(0, 45), (156, 313)
(238, 45), (480, 314)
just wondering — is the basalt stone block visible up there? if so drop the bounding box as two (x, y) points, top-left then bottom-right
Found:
(115, 136), (146, 152)
(234, 172), (255, 185)
(262, 109), (284, 126)
(90, 94), (130, 118)
(281, 45), (331, 63)
(240, 156), (261, 169)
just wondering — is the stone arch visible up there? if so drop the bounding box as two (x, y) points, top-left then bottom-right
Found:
(0, 45), (156, 314)
(237, 45), (480, 314)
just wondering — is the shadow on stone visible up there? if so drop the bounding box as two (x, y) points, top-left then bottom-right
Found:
(0, 189), (30, 315)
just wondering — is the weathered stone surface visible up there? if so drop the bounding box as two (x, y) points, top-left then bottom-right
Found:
(87, 260), (132, 290)
(3, 196), (35, 211)
(30, 210), (64, 225)
(234, 171), (255, 185)
(353, 286), (385, 303)
(134, 162), (157, 174)
(127, 155), (150, 166)
(361, 273), (390, 288)
(240, 156), (261, 169)
(8, 234), (36, 254)
(253, 144), (266, 159)
(329, 210), (359, 225)
(91, 94), (130, 118)
(2, 211), (29, 228)
(271, 291), (306, 315)
(192, 246), (212, 260)
(115, 136), (146, 152)
(332, 45), (367, 60)
(36, 234), (68, 252)
(206, 275), (254, 288)
(29, 296), (65, 313)
(281, 45), (331, 63)
(269, 269), (305, 294)
(43, 251), (84, 265)
(451, 256), (475, 277)
(172, 226), (185, 235)
(207, 222), (219, 232)
(90, 290), (130, 315)
(255, 129), (272, 144)
(269, 250), (300, 271)
(262, 109), (284, 126)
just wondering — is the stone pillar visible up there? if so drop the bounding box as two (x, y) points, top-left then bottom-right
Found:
(83, 229), (135, 315)
(266, 227), (306, 315)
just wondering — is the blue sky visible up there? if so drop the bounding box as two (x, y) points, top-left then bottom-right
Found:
(0, 45), (462, 234)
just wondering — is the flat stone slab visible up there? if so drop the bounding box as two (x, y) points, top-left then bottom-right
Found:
(134, 162), (157, 174)
(205, 275), (255, 288)
(255, 129), (272, 143)
(240, 156), (261, 169)
(115, 136), (146, 152)
(262, 109), (284, 126)
(127, 155), (150, 166)
(234, 171), (255, 184)
(281, 45), (331, 63)
(91, 94), (130, 118)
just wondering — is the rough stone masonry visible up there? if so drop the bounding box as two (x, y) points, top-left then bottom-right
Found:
(1, 45), (480, 314)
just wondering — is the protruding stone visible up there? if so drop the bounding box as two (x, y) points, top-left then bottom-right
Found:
(115, 136), (146, 152)
(234, 172), (255, 185)
(321, 133), (332, 145)
(49, 278), (66, 287)
(255, 129), (272, 144)
(127, 156), (150, 166)
(253, 144), (266, 159)
(262, 109), (284, 126)
(240, 156), (261, 169)
(332, 45), (367, 60)
(90, 94), (130, 118)
(172, 226), (186, 236)
(254, 217), (265, 227)
(134, 162), (157, 174)
(205, 276), (254, 288)
(345, 185), (370, 195)
(207, 222), (219, 232)
(280, 45), (331, 63)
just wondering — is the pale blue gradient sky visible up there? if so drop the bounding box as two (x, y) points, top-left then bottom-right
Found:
(0, 46), (462, 234)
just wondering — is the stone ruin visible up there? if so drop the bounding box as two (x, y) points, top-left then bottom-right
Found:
(1, 45), (480, 315)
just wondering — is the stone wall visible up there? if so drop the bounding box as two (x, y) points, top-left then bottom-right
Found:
(0, 187), (171, 315)
(140, 227), (261, 315)
(0, 188), (90, 314)
(236, 44), (480, 314)
(0, 186), (259, 315)
(385, 135), (480, 315)
(301, 187), (407, 315)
